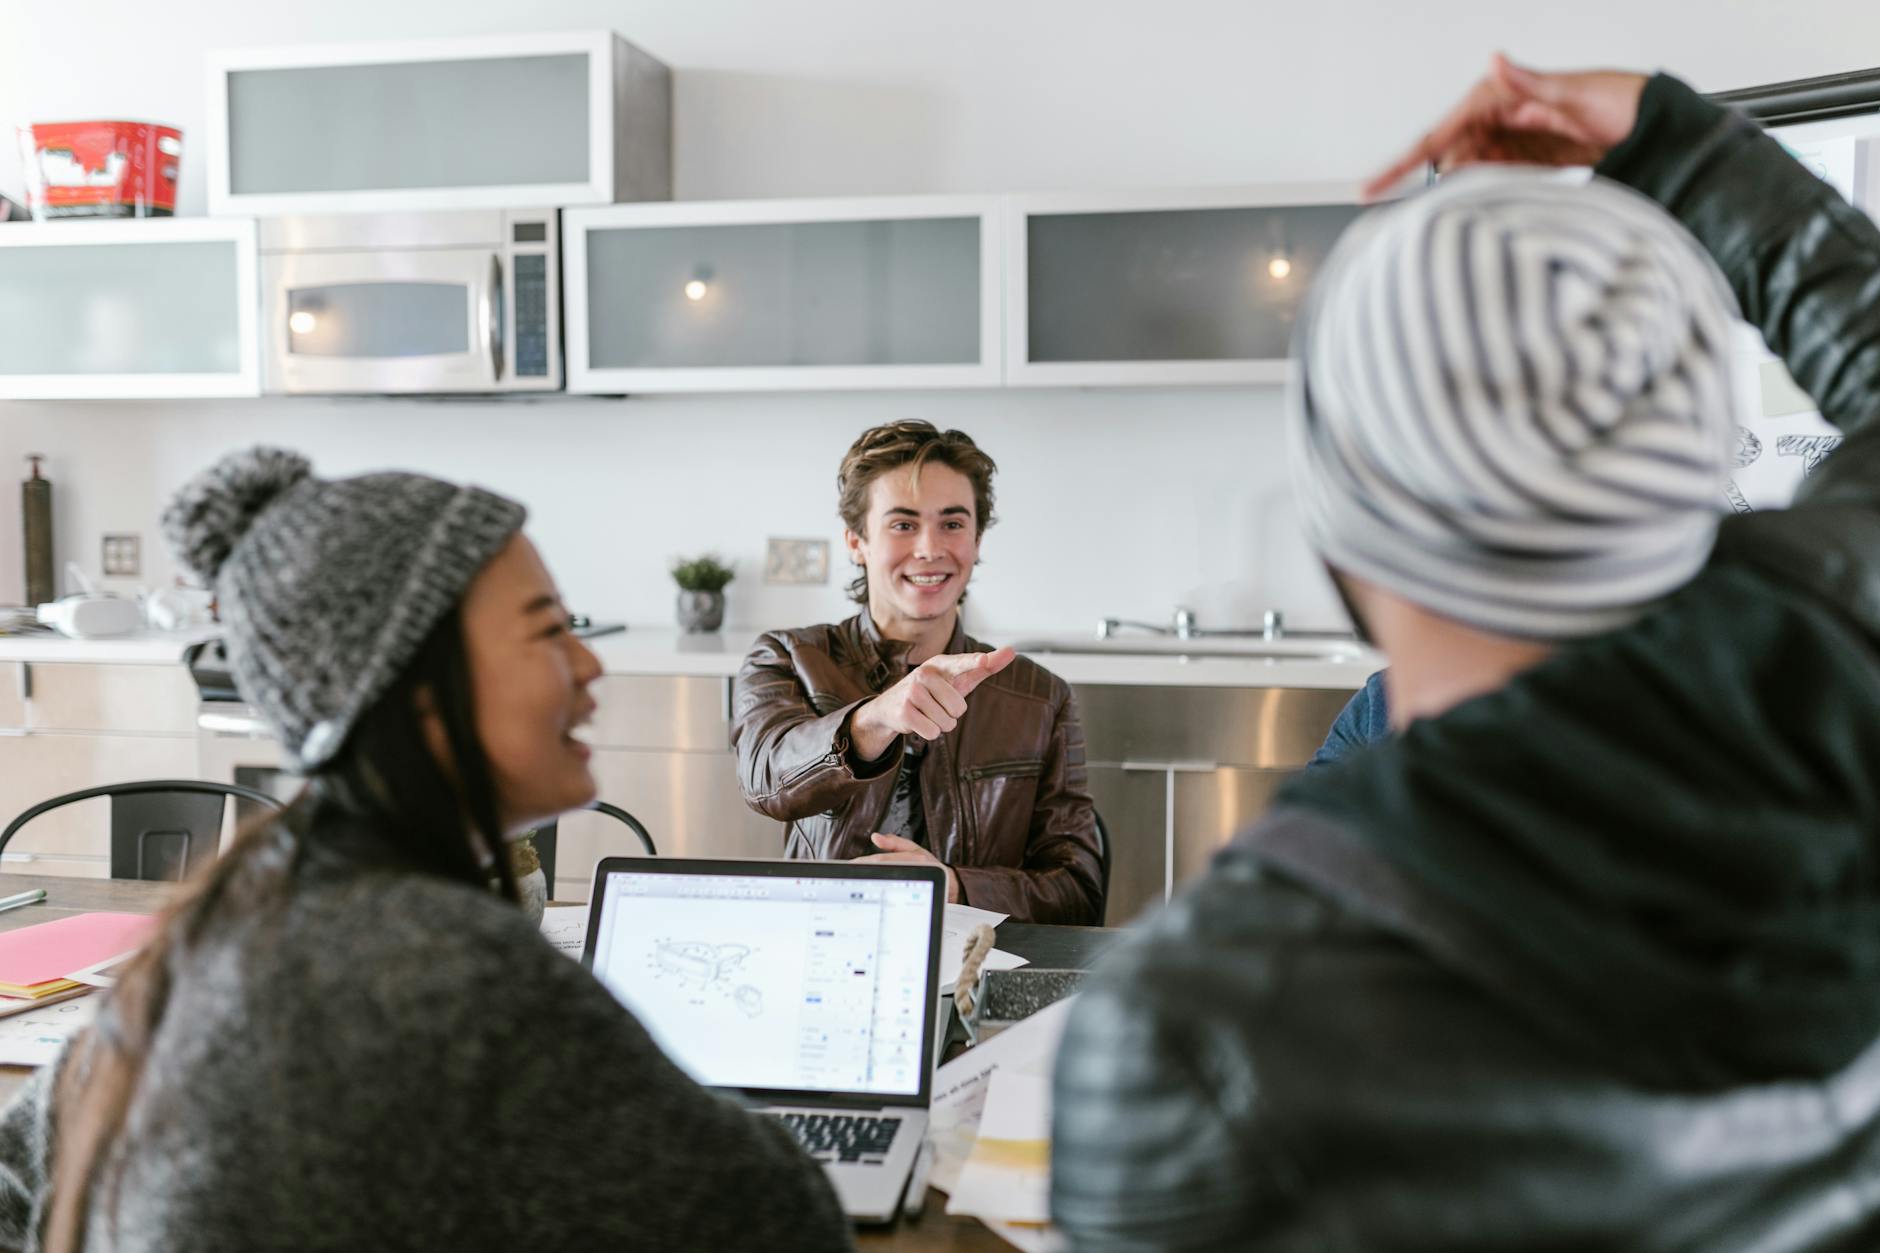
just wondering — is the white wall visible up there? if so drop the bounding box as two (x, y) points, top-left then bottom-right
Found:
(2, 0), (1877, 634)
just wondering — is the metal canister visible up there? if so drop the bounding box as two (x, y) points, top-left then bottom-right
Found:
(22, 455), (52, 608)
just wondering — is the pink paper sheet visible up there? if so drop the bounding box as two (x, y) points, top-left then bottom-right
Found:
(0, 913), (156, 987)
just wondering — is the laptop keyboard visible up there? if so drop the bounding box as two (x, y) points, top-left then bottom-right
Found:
(768, 1112), (903, 1164)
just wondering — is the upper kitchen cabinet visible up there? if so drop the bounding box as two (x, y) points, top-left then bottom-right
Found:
(1006, 185), (1368, 386)
(565, 196), (1002, 393)
(206, 31), (671, 217)
(0, 219), (259, 399)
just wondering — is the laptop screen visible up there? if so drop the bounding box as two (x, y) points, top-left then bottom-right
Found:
(587, 865), (939, 1099)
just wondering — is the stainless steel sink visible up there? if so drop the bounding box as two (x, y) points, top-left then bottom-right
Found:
(1009, 636), (1369, 663)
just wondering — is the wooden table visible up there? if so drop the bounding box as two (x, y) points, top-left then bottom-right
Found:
(0, 876), (1123, 1251)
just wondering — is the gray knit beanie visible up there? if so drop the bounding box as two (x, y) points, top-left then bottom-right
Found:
(162, 448), (527, 770)
(1290, 168), (1739, 640)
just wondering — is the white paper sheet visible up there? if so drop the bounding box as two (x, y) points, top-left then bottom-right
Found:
(67, 948), (139, 988)
(947, 1069), (1054, 1223)
(927, 996), (1076, 1196)
(940, 902), (1028, 993)
(0, 994), (98, 1067)
(946, 902), (1009, 931)
(539, 904), (590, 960)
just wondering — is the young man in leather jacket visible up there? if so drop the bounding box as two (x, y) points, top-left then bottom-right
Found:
(732, 421), (1103, 924)
(1053, 59), (1880, 1249)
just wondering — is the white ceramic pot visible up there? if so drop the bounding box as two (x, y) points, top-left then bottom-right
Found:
(676, 589), (725, 633)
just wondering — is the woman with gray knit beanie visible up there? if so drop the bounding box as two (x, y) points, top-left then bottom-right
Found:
(0, 450), (850, 1251)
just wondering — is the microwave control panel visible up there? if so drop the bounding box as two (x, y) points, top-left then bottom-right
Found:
(504, 212), (559, 388)
(513, 254), (549, 378)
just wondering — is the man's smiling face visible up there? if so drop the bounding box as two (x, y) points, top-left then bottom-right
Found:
(845, 463), (980, 634)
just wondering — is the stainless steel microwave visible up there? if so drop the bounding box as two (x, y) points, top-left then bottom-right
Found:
(259, 209), (560, 393)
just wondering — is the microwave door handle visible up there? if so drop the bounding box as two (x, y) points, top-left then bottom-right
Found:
(486, 253), (506, 383)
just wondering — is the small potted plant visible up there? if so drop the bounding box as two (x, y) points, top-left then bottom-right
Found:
(671, 554), (733, 633)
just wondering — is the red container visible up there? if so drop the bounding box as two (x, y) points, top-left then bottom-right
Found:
(18, 120), (181, 220)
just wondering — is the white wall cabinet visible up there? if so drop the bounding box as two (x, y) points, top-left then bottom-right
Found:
(565, 195), (1002, 393)
(0, 219), (259, 399)
(207, 31), (671, 217)
(1004, 185), (1369, 386)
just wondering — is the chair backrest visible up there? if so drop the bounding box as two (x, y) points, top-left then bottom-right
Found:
(526, 801), (658, 902)
(0, 779), (286, 882)
(1094, 808), (1112, 926)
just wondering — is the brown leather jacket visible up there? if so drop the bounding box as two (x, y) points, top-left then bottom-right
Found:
(731, 613), (1103, 924)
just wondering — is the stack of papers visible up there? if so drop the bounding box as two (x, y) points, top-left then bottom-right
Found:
(0, 913), (155, 1003)
(928, 995), (1077, 1252)
(0, 913), (154, 1066)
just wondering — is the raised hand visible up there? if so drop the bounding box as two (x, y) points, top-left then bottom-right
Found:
(1364, 54), (1649, 200)
(849, 646), (1017, 761)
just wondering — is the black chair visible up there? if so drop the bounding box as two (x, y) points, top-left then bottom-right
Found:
(0, 779), (285, 882)
(526, 801), (658, 901)
(1094, 808), (1112, 926)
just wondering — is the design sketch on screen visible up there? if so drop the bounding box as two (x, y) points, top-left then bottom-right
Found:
(650, 938), (764, 1017)
(590, 871), (935, 1096)
(1776, 434), (1844, 477)
(1727, 333), (1843, 512)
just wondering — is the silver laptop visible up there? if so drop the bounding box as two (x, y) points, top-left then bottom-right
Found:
(583, 857), (946, 1224)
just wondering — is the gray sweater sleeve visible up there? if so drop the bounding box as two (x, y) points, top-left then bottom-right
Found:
(0, 1063), (53, 1250)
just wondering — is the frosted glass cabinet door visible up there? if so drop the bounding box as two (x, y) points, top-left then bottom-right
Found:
(207, 31), (672, 215)
(1008, 186), (1368, 386)
(566, 196), (1002, 392)
(0, 219), (259, 399)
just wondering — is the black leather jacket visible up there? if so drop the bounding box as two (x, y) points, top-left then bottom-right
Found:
(1052, 76), (1880, 1250)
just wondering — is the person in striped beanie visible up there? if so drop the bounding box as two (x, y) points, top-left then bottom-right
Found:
(1054, 58), (1880, 1250)
(1295, 164), (1740, 727)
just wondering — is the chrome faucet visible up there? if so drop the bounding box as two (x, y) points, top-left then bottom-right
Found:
(1096, 615), (1177, 640)
(1096, 606), (1356, 643)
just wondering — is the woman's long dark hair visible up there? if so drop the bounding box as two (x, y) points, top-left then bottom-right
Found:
(44, 604), (515, 1250)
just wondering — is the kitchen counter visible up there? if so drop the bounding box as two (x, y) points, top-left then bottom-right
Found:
(0, 627), (218, 665)
(0, 625), (1382, 690)
(588, 627), (1381, 690)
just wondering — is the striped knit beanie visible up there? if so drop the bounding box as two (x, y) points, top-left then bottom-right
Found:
(1290, 168), (1739, 640)
(162, 448), (526, 769)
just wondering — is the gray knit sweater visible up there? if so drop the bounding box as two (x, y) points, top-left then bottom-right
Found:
(0, 842), (851, 1251)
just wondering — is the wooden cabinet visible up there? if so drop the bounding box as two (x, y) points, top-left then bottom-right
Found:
(565, 195), (1002, 393)
(1005, 186), (1369, 386)
(0, 219), (259, 399)
(0, 735), (197, 878)
(0, 663), (201, 877)
(0, 664), (25, 731)
(207, 31), (670, 216)
(23, 663), (200, 735)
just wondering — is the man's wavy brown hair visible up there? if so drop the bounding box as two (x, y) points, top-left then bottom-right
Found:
(837, 421), (997, 604)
